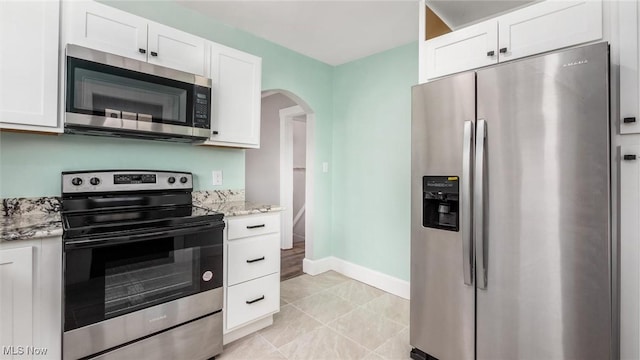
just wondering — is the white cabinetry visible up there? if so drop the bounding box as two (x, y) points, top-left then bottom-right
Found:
(0, 247), (33, 358)
(0, 237), (62, 360)
(498, 0), (602, 62)
(63, 1), (147, 62)
(425, 21), (498, 80)
(619, 0), (640, 134)
(422, 0), (603, 81)
(147, 22), (207, 76)
(204, 43), (262, 148)
(63, 1), (207, 76)
(224, 213), (280, 341)
(0, 0), (60, 131)
(621, 146), (640, 360)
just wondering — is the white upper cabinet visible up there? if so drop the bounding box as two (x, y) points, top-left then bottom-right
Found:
(63, 1), (207, 76)
(421, 0), (603, 80)
(620, 0), (640, 134)
(63, 1), (148, 62)
(425, 21), (498, 80)
(147, 22), (207, 76)
(498, 0), (602, 62)
(205, 43), (262, 148)
(0, 0), (59, 130)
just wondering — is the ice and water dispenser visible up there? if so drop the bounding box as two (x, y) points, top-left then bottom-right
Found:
(423, 176), (459, 231)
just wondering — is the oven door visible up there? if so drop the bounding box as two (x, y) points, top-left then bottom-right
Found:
(63, 221), (223, 360)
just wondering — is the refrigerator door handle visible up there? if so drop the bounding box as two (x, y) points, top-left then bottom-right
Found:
(475, 119), (488, 289)
(462, 120), (474, 286)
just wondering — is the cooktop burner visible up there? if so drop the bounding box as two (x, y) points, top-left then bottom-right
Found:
(61, 170), (223, 240)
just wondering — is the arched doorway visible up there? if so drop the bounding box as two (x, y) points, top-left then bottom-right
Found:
(245, 89), (315, 280)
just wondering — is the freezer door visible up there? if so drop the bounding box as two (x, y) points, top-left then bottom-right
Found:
(476, 42), (611, 360)
(410, 72), (475, 360)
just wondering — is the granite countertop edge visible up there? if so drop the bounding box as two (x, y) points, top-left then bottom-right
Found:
(2, 201), (283, 242)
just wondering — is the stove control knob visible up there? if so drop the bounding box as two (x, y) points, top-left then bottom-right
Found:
(89, 177), (100, 186)
(180, 176), (188, 184)
(168, 176), (176, 184)
(71, 177), (83, 186)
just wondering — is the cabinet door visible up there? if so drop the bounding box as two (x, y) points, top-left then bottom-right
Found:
(226, 273), (279, 330)
(147, 22), (207, 76)
(497, 0), (602, 62)
(424, 21), (498, 80)
(621, 145), (640, 360)
(64, 1), (147, 62)
(207, 43), (262, 148)
(0, 247), (34, 355)
(620, 0), (640, 134)
(0, 0), (59, 129)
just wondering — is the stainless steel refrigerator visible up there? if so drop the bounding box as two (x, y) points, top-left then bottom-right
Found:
(410, 42), (612, 360)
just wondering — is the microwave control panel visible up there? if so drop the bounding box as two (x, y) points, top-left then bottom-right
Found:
(194, 86), (211, 129)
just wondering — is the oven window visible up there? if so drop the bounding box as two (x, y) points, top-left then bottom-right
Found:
(64, 230), (222, 331)
(66, 57), (192, 125)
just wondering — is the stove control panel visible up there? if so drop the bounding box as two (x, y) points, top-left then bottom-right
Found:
(62, 170), (192, 194)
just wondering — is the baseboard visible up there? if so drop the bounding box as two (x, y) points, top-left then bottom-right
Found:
(302, 256), (334, 275)
(223, 315), (273, 345)
(302, 256), (410, 300)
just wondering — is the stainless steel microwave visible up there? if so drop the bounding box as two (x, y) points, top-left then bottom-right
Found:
(64, 45), (211, 142)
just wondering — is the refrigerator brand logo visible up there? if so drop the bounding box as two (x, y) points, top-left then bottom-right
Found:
(563, 59), (588, 67)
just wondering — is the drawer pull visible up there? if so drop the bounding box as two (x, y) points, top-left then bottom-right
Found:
(624, 117), (637, 124)
(246, 295), (265, 304)
(624, 154), (637, 161)
(246, 256), (265, 263)
(246, 224), (265, 229)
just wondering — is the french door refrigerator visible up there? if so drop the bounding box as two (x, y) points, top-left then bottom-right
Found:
(410, 42), (612, 360)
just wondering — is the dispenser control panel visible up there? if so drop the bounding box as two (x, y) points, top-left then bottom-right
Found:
(423, 176), (459, 231)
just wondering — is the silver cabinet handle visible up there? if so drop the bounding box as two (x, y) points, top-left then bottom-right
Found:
(462, 120), (474, 286)
(475, 119), (487, 289)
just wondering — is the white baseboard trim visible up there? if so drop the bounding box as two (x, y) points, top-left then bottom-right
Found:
(302, 256), (410, 300)
(302, 256), (334, 275)
(223, 315), (273, 345)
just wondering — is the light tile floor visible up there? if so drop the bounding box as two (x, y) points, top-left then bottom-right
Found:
(219, 271), (411, 360)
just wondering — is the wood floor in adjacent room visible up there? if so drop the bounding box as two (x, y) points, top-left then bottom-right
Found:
(281, 241), (305, 281)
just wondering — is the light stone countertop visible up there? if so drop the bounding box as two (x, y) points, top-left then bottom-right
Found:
(1, 190), (282, 241)
(196, 201), (284, 217)
(1, 213), (63, 242)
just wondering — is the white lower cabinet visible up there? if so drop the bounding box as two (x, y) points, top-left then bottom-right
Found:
(226, 273), (280, 330)
(224, 212), (281, 339)
(0, 237), (62, 360)
(621, 145), (640, 360)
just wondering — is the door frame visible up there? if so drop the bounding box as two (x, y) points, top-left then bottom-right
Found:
(279, 105), (315, 256)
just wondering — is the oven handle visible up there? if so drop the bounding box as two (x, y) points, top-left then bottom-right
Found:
(64, 221), (225, 250)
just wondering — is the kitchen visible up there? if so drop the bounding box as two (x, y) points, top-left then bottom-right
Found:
(0, 0), (638, 359)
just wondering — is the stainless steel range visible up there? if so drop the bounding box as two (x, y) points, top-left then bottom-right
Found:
(61, 170), (224, 360)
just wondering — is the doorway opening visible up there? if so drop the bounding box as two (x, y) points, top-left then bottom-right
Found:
(245, 90), (315, 281)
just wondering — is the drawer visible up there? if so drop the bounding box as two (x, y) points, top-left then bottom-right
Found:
(227, 213), (280, 240)
(228, 233), (280, 286)
(226, 273), (280, 330)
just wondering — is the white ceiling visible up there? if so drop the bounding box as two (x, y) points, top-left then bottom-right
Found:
(176, 0), (419, 66)
(176, 1), (537, 66)
(426, 0), (536, 29)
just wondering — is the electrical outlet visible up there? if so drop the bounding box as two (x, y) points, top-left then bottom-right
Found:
(322, 162), (329, 173)
(212, 170), (223, 186)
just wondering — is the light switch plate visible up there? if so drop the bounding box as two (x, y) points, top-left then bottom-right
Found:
(322, 162), (329, 173)
(212, 170), (223, 186)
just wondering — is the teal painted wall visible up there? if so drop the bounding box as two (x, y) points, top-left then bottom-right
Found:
(0, 132), (244, 195)
(331, 43), (417, 281)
